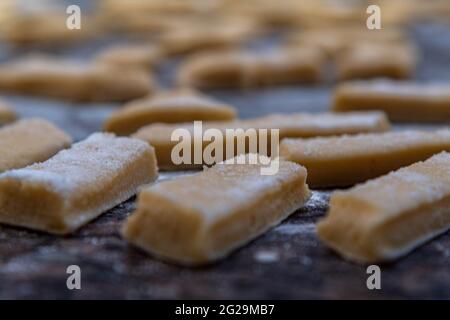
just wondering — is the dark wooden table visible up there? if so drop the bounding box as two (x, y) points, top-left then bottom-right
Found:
(0, 22), (449, 299)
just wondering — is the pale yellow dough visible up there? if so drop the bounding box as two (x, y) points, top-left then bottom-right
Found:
(317, 152), (450, 263)
(287, 27), (407, 58)
(122, 155), (310, 266)
(336, 43), (417, 80)
(0, 118), (71, 173)
(95, 43), (162, 69)
(0, 55), (153, 102)
(177, 47), (326, 88)
(159, 20), (258, 56)
(103, 89), (236, 135)
(281, 129), (450, 188)
(133, 111), (390, 169)
(333, 80), (450, 122)
(0, 101), (16, 125)
(0, 133), (158, 234)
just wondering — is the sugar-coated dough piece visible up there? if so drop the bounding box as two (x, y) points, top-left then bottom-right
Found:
(333, 80), (450, 122)
(95, 43), (162, 69)
(0, 133), (158, 234)
(0, 56), (153, 102)
(133, 111), (390, 169)
(122, 155), (310, 265)
(317, 152), (450, 263)
(177, 47), (325, 88)
(0, 118), (71, 173)
(281, 130), (450, 188)
(336, 43), (417, 80)
(103, 89), (236, 135)
(0, 101), (16, 125)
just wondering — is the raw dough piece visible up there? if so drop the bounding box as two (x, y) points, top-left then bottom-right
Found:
(95, 43), (162, 69)
(336, 43), (417, 80)
(122, 155), (310, 265)
(287, 27), (406, 58)
(317, 152), (450, 263)
(160, 20), (258, 56)
(281, 129), (450, 187)
(0, 133), (158, 234)
(0, 101), (16, 125)
(333, 80), (450, 122)
(177, 47), (325, 88)
(133, 111), (390, 169)
(0, 118), (71, 173)
(104, 89), (236, 135)
(0, 55), (153, 102)
(1, 12), (101, 47)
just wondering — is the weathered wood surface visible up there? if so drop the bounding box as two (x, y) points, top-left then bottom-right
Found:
(0, 23), (449, 299)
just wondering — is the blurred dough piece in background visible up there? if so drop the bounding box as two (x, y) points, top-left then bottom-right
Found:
(286, 26), (408, 59)
(178, 47), (326, 88)
(0, 118), (72, 173)
(0, 0), (102, 47)
(158, 17), (261, 56)
(0, 100), (16, 125)
(95, 43), (163, 70)
(336, 42), (418, 80)
(333, 80), (450, 122)
(104, 88), (236, 136)
(0, 55), (154, 102)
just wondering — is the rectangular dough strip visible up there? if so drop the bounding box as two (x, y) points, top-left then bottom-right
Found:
(133, 111), (390, 170)
(122, 155), (310, 265)
(333, 80), (450, 122)
(0, 133), (158, 234)
(280, 129), (450, 187)
(317, 152), (450, 263)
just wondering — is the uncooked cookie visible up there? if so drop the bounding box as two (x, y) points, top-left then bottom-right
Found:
(104, 89), (236, 135)
(317, 152), (450, 263)
(0, 118), (71, 173)
(177, 47), (326, 88)
(122, 155), (310, 265)
(133, 111), (390, 169)
(336, 43), (417, 80)
(333, 80), (450, 122)
(95, 43), (162, 69)
(0, 55), (154, 102)
(0, 133), (158, 234)
(281, 129), (450, 187)
(0, 101), (16, 125)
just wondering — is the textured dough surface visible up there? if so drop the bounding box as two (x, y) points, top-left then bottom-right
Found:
(122, 155), (310, 265)
(0, 118), (72, 173)
(281, 129), (450, 187)
(333, 80), (450, 122)
(133, 111), (390, 169)
(0, 55), (153, 102)
(317, 152), (450, 263)
(104, 89), (236, 135)
(0, 133), (158, 234)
